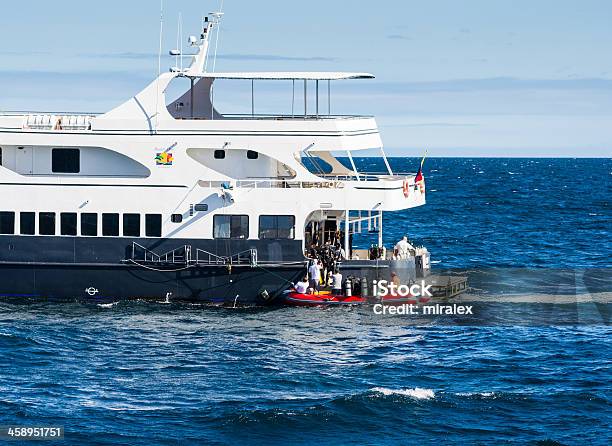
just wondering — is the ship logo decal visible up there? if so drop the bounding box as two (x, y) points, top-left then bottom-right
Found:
(156, 142), (177, 166)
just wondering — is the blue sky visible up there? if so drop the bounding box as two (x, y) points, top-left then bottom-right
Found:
(1, 0), (611, 156)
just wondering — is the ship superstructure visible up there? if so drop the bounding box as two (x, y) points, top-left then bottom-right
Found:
(0, 12), (427, 303)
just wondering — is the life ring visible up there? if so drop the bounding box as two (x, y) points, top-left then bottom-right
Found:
(402, 179), (410, 198)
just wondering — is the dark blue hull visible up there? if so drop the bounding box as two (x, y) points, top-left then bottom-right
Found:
(0, 235), (307, 305)
(0, 262), (305, 305)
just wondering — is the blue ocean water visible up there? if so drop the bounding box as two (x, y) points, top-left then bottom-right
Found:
(362, 157), (611, 269)
(0, 158), (610, 445)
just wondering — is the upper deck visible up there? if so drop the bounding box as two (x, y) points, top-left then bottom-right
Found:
(0, 12), (385, 155)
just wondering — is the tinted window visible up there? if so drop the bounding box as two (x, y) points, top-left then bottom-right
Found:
(259, 215), (295, 239)
(171, 214), (183, 223)
(247, 150), (259, 160)
(0, 212), (15, 234)
(258, 215), (276, 239)
(214, 215), (249, 239)
(0, 147), (2, 166)
(102, 213), (119, 236)
(39, 212), (56, 235)
(214, 150), (225, 159)
(52, 148), (80, 173)
(123, 214), (141, 237)
(81, 213), (97, 236)
(20, 212), (35, 235)
(60, 213), (77, 236)
(145, 214), (162, 237)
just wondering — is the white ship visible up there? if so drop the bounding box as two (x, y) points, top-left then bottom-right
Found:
(0, 12), (429, 304)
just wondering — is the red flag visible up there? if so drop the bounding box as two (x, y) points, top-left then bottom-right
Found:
(415, 156), (425, 194)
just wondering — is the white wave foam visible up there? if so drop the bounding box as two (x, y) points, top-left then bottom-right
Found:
(81, 400), (174, 411)
(97, 302), (119, 309)
(456, 392), (496, 398)
(370, 387), (435, 400)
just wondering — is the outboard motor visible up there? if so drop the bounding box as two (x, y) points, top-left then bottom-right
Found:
(415, 250), (431, 277)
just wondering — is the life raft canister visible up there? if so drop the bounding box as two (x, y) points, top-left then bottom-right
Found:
(403, 179), (410, 198)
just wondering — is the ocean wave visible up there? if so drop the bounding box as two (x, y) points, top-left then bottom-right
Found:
(97, 302), (119, 309)
(81, 400), (176, 412)
(369, 387), (435, 400)
(455, 391), (498, 399)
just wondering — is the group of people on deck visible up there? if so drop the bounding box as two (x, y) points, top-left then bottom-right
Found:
(293, 235), (415, 296)
(294, 259), (343, 296)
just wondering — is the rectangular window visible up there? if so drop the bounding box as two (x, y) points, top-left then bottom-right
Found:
(214, 150), (225, 159)
(39, 212), (56, 235)
(259, 215), (295, 239)
(214, 215), (249, 239)
(81, 213), (97, 236)
(60, 213), (77, 236)
(145, 214), (162, 237)
(0, 212), (15, 235)
(0, 147), (3, 166)
(247, 150), (259, 160)
(20, 212), (35, 235)
(123, 214), (141, 237)
(81, 213), (98, 237)
(102, 213), (119, 236)
(52, 148), (80, 173)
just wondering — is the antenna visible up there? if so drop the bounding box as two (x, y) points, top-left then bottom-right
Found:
(211, 0), (225, 73)
(179, 12), (184, 71)
(175, 13), (180, 70)
(170, 12), (184, 72)
(155, 0), (164, 134)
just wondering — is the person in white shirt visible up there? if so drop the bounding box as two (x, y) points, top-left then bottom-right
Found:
(331, 270), (343, 296)
(308, 260), (320, 293)
(294, 277), (309, 294)
(394, 236), (415, 260)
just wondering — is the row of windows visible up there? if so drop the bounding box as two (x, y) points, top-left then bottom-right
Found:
(0, 212), (295, 240)
(213, 215), (295, 240)
(214, 150), (259, 160)
(0, 148), (261, 170)
(0, 212), (161, 237)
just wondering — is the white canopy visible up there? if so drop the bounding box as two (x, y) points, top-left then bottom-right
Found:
(184, 71), (375, 80)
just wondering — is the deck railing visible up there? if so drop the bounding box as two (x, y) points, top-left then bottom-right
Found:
(198, 174), (414, 190)
(129, 243), (258, 268)
(225, 113), (372, 120)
